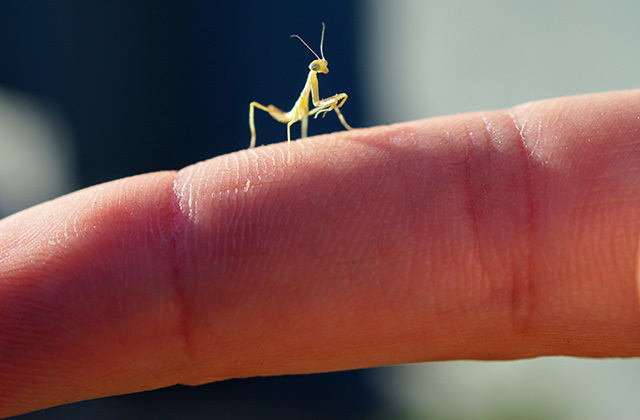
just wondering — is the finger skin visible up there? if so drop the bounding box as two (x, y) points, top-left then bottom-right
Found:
(1, 90), (640, 416)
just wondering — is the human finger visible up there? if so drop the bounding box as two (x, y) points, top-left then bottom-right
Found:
(1, 89), (640, 416)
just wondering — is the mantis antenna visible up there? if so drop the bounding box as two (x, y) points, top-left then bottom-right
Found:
(291, 22), (325, 60)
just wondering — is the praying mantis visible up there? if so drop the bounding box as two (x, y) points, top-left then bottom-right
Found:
(249, 23), (353, 162)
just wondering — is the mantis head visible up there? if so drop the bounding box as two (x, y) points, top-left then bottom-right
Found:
(309, 58), (329, 74)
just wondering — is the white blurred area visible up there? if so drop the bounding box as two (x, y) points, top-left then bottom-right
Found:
(376, 358), (640, 419)
(0, 88), (76, 218)
(360, 1), (640, 419)
(360, 0), (640, 124)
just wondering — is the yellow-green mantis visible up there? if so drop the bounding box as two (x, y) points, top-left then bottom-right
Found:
(249, 23), (352, 162)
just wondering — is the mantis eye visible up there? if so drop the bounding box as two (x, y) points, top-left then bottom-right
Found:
(310, 62), (320, 71)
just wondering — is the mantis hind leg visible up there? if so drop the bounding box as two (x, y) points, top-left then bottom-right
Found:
(249, 101), (289, 148)
(287, 120), (295, 164)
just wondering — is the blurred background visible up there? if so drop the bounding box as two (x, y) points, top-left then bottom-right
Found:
(2, 0), (640, 419)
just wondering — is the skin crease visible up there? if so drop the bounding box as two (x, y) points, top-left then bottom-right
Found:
(1, 89), (640, 416)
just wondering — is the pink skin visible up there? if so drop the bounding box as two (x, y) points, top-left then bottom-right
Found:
(2, 89), (640, 416)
